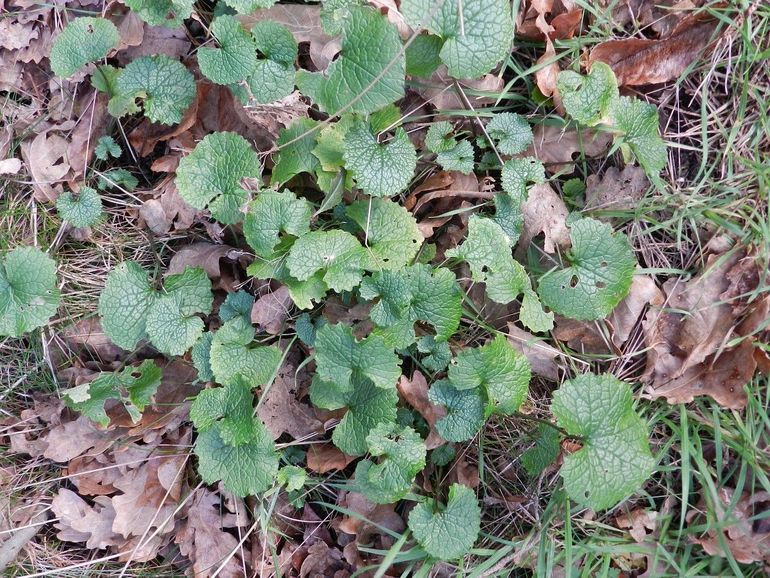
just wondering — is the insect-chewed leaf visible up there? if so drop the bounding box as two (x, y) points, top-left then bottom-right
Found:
(49, 17), (119, 77)
(124, 0), (195, 27)
(400, 0), (513, 79)
(428, 379), (485, 442)
(557, 62), (619, 126)
(500, 157), (545, 201)
(346, 198), (423, 270)
(487, 112), (533, 155)
(244, 190), (312, 257)
(198, 15), (258, 85)
(537, 217), (636, 321)
(113, 55), (196, 125)
(0, 247), (60, 338)
(408, 483), (481, 560)
(62, 360), (162, 426)
(56, 187), (104, 228)
(343, 120), (416, 198)
(354, 423), (426, 504)
(175, 131), (261, 225)
(296, 5), (404, 115)
(448, 334), (531, 416)
(551, 373), (655, 510)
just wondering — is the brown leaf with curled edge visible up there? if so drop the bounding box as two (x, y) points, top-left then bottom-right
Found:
(306, 443), (355, 473)
(589, 8), (725, 86)
(642, 249), (764, 409)
(517, 0), (582, 41)
(50, 489), (121, 551)
(610, 275), (664, 348)
(507, 323), (561, 381)
(166, 242), (236, 279)
(20, 129), (69, 202)
(397, 372), (446, 449)
(688, 487), (770, 564)
(526, 124), (613, 174)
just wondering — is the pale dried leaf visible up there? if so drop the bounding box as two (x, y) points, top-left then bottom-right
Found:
(397, 372), (446, 449)
(519, 183), (570, 253)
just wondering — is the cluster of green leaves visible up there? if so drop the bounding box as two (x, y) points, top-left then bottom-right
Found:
(35, 1), (671, 566)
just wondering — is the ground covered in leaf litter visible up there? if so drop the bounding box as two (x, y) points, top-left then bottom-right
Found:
(1, 0), (769, 577)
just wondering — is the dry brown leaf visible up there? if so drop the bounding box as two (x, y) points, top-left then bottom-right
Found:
(20, 129), (69, 201)
(0, 158), (22, 174)
(251, 286), (292, 334)
(527, 124), (612, 174)
(337, 492), (405, 545)
(397, 372), (446, 449)
(166, 242), (236, 279)
(507, 323), (561, 381)
(641, 250), (761, 408)
(61, 317), (125, 361)
(258, 361), (323, 441)
(139, 180), (197, 235)
(176, 488), (245, 578)
(615, 508), (659, 543)
(120, 23), (190, 62)
(43, 415), (121, 462)
(51, 489), (121, 550)
(610, 275), (664, 347)
(589, 8), (724, 86)
(416, 67), (505, 111)
(585, 165), (649, 211)
(299, 540), (351, 578)
(306, 443), (354, 473)
(688, 487), (770, 565)
(67, 453), (120, 496)
(519, 183), (570, 253)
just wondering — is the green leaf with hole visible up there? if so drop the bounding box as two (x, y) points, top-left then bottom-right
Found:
(314, 323), (401, 392)
(113, 55), (196, 125)
(360, 264), (462, 348)
(343, 119), (416, 198)
(198, 15), (258, 85)
(551, 373), (654, 510)
(449, 334), (530, 416)
(63, 360), (162, 426)
(400, 0), (513, 79)
(244, 190), (312, 257)
(209, 317), (282, 387)
(345, 198), (423, 270)
(240, 21), (297, 104)
(320, 0), (364, 35)
(500, 157), (545, 200)
(0, 247), (60, 338)
(537, 217), (635, 321)
(428, 379), (485, 442)
(50, 17), (120, 77)
(124, 0), (195, 27)
(296, 6), (404, 115)
(408, 483), (481, 560)
(487, 112), (533, 155)
(557, 62), (619, 126)
(56, 187), (104, 228)
(287, 230), (370, 292)
(355, 423), (426, 504)
(175, 131), (260, 225)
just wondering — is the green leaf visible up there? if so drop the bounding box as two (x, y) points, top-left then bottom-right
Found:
(56, 187), (104, 228)
(425, 121), (456, 153)
(400, 0), (513, 79)
(416, 335), (452, 372)
(430, 444), (455, 466)
(436, 140), (475, 174)
(557, 62), (619, 126)
(314, 323), (401, 391)
(610, 96), (667, 179)
(551, 373), (654, 510)
(244, 190), (312, 257)
(94, 136), (121, 161)
(521, 423), (561, 477)
(448, 334), (530, 416)
(209, 317), (282, 386)
(113, 55), (196, 125)
(97, 168), (138, 192)
(296, 5), (404, 115)
(360, 264), (462, 347)
(428, 379), (485, 442)
(124, 0), (195, 27)
(145, 267), (213, 356)
(294, 313), (317, 346)
(271, 118), (320, 185)
(50, 17), (119, 77)
(277, 465), (306, 491)
(487, 113), (533, 155)
(63, 360), (162, 426)
(355, 423), (426, 503)
(320, 0), (364, 35)
(219, 290), (255, 323)
(221, 0), (277, 13)
(198, 15), (258, 85)
(331, 375), (399, 456)
(500, 157), (545, 200)
(241, 21), (297, 104)
(191, 332), (215, 382)
(537, 217), (636, 321)
(190, 379), (258, 446)
(405, 34), (442, 78)
(492, 192), (523, 248)
(194, 417), (279, 496)
(345, 198), (423, 270)
(287, 230), (369, 292)
(175, 131), (261, 225)
(98, 261), (155, 350)
(343, 120), (416, 198)
(408, 483), (481, 560)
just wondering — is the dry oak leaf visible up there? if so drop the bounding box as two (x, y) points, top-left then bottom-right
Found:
(139, 180), (197, 235)
(337, 492), (405, 546)
(251, 285), (293, 334)
(51, 489), (121, 551)
(519, 182), (570, 254)
(688, 487), (770, 565)
(306, 443), (355, 473)
(589, 7), (725, 86)
(166, 242), (237, 279)
(615, 508), (659, 543)
(61, 317), (125, 362)
(641, 250), (759, 409)
(19, 130), (70, 202)
(258, 361), (323, 441)
(397, 372), (447, 449)
(176, 488), (245, 578)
